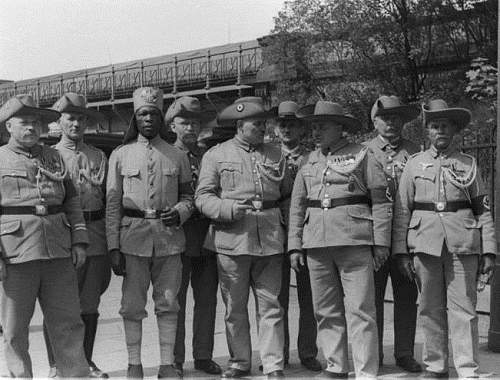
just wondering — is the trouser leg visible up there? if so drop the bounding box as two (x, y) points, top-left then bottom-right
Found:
(151, 254), (182, 365)
(191, 254), (218, 360)
(174, 254), (191, 364)
(120, 255), (151, 365)
(277, 255), (291, 362)
(337, 246), (378, 378)
(38, 258), (89, 378)
(390, 256), (418, 360)
(43, 322), (56, 368)
(1, 261), (40, 378)
(307, 248), (349, 374)
(217, 254), (252, 371)
(252, 255), (284, 374)
(414, 252), (448, 374)
(444, 250), (480, 378)
(374, 258), (389, 362)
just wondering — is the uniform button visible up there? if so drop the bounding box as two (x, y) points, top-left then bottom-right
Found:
(387, 156), (393, 161)
(438, 213), (444, 217)
(326, 183), (330, 186)
(387, 166), (391, 170)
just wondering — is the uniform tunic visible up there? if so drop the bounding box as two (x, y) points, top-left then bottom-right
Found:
(392, 145), (496, 377)
(364, 135), (419, 362)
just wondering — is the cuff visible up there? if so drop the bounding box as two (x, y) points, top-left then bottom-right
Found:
(219, 199), (236, 222)
(71, 229), (89, 247)
(174, 202), (194, 225)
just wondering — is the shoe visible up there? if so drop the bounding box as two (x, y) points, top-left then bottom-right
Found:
(301, 357), (322, 372)
(47, 367), (57, 378)
(194, 359), (222, 374)
(127, 364), (144, 379)
(322, 370), (348, 378)
(396, 356), (422, 373)
(89, 363), (109, 378)
(267, 370), (285, 378)
(221, 367), (251, 378)
(173, 362), (184, 377)
(158, 364), (183, 378)
(421, 370), (449, 378)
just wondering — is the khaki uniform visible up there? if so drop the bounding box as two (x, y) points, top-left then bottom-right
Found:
(392, 146), (496, 377)
(195, 136), (293, 374)
(364, 136), (419, 362)
(288, 139), (392, 377)
(277, 144), (317, 363)
(0, 140), (89, 378)
(172, 141), (218, 365)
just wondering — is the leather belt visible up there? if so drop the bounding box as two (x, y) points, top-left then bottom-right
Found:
(0, 205), (64, 216)
(413, 201), (472, 213)
(307, 195), (370, 209)
(123, 208), (161, 219)
(83, 209), (105, 222)
(241, 199), (279, 211)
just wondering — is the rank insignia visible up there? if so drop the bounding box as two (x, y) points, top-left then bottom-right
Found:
(483, 195), (491, 211)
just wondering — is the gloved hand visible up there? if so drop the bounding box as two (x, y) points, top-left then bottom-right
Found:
(396, 254), (415, 283)
(289, 249), (305, 272)
(160, 207), (181, 227)
(477, 253), (496, 291)
(373, 246), (390, 271)
(110, 249), (126, 276)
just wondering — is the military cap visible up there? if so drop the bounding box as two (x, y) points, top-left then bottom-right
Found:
(0, 94), (60, 124)
(52, 92), (104, 121)
(133, 87), (164, 114)
(422, 99), (471, 130)
(277, 101), (300, 119)
(217, 96), (273, 123)
(370, 95), (419, 122)
(164, 96), (211, 125)
(297, 100), (361, 133)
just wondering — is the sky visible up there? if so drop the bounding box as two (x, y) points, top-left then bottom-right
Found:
(0, 0), (286, 81)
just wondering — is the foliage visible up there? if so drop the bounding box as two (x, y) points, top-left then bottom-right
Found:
(465, 57), (498, 113)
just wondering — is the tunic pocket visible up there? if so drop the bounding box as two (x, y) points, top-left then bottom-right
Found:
(219, 161), (242, 191)
(0, 169), (28, 199)
(121, 168), (141, 194)
(0, 220), (22, 258)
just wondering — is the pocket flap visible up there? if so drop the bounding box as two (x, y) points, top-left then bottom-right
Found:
(464, 218), (481, 229)
(416, 172), (435, 182)
(408, 215), (421, 229)
(1, 169), (28, 178)
(347, 207), (373, 220)
(163, 167), (179, 176)
(0, 220), (21, 235)
(121, 168), (140, 177)
(219, 161), (242, 173)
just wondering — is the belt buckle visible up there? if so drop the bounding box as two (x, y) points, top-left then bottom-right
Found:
(322, 198), (331, 210)
(252, 200), (263, 212)
(435, 202), (446, 212)
(35, 204), (48, 216)
(144, 208), (157, 219)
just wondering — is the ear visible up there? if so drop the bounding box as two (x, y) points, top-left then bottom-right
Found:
(5, 120), (12, 134)
(170, 122), (176, 133)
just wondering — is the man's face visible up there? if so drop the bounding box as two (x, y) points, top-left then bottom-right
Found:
(373, 114), (404, 140)
(427, 119), (457, 151)
(311, 120), (343, 149)
(237, 118), (267, 145)
(170, 116), (201, 146)
(6, 115), (42, 148)
(274, 119), (302, 145)
(135, 106), (162, 139)
(59, 112), (88, 142)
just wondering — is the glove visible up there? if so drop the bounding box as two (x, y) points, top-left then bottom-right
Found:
(289, 249), (305, 272)
(110, 249), (126, 276)
(396, 254), (415, 283)
(160, 208), (181, 227)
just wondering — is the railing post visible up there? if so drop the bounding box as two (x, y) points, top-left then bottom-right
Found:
(236, 44), (242, 87)
(111, 65), (115, 102)
(140, 62), (144, 87)
(13, 83), (17, 96)
(36, 80), (40, 106)
(60, 75), (64, 96)
(173, 56), (178, 94)
(84, 71), (88, 101)
(205, 49), (211, 90)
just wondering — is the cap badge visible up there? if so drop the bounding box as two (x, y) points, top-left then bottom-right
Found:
(236, 104), (245, 112)
(139, 88), (158, 103)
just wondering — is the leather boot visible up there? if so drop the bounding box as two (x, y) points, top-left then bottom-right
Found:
(82, 313), (109, 378)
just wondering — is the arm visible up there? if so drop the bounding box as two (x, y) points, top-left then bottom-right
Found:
(105, 149), (123, 252)
(173, 152), (195, 225)
(195, 149), (236, 222)
(391, 162), (415, 256)
(287, 168), (308, 252)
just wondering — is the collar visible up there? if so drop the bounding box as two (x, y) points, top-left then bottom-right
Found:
(58, 134), (84, 151)
(6, 138), (42, 158)
(377, 135), (401, 150)
(233, 135), (262, 152)
(281, 144), (302, 158)
(174, 139), (201, 157)
(137, 134), (162, 146)
(428, 144), (458, 159)
(323, 138), (349, 156)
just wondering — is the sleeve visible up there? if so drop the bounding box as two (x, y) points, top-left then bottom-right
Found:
(287, 168), (308, 251)
(391, 161), (415, 255)
(174, 152), (195, 225)
(278, 159), (294, 226)
(469, 168), (497, 255)
(365, 151), (392, 247)
(195, 149), (235, 222)
(105, 149), (123, 251)
(62, 155), (89, 247)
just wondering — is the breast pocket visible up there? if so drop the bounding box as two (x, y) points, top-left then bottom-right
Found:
(415, 172), (435, 196)
(121, 168), (141, 194)
(0, 169), (28, 199)
(162, 167), (179, 190)
(219, 162), (242, 191)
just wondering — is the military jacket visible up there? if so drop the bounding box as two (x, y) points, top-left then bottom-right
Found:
(288, 139), (392, 251)
(195, 136), (293, 256)
(174, 140), (210, 257)
(392, 146), (497, 257)
(0, 140), (89, 264)
(106, 134), (194, 257)
(55, 136), (107, 256)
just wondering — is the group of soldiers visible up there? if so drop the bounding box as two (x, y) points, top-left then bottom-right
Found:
(0, 86), (496, 379)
